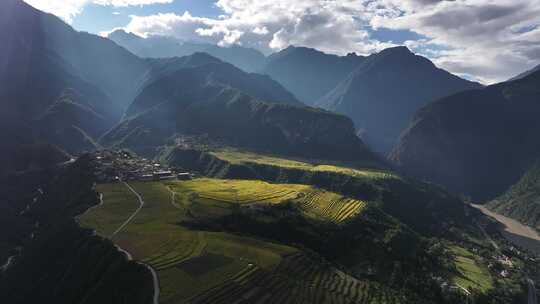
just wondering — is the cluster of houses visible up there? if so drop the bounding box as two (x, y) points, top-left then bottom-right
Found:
(488, 254), (514, 278)
(93, 150), (194, 183)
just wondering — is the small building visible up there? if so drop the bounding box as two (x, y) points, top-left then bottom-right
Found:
(177, 173), (193, 180)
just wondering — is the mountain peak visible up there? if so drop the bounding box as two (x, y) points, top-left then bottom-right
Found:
(378, 46), (414, 56)
(108, 29), (142, 41)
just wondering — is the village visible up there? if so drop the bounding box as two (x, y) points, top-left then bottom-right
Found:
(92, 150), (194, 183)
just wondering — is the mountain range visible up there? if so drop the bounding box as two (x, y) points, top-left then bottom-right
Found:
(263, 46), (482, 153)
(0, 0), (381, 175)
(102, 53), (377, 162)
(109, 34), (482, 154)
(108, 29), (266, 73)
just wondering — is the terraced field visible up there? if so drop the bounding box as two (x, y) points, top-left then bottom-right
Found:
(80, 182), (297, 303)
(297, 191), (367, 223)
(450, 246), (494, 293)
(170, 178), (310, 205)
(210, 150), (398, 180)
(80, 179), (375, 303)
(189, 252), (402, 304)
(166, 178), (367, 224)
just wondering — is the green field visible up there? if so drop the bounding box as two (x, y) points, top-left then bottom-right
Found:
(166, 178), (367, 223)
(450, 246), (494, 293)
(79, 179), (385, 303)
(210, 150), (398, 180)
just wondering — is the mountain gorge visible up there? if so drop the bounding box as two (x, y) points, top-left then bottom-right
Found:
(391, 69), (540, 202)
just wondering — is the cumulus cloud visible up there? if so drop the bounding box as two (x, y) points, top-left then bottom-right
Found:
(23, 0), (172, 23)
(121, 0), (395, 55)
(370, 0), (540, 83)
(26, 0), (540, 83)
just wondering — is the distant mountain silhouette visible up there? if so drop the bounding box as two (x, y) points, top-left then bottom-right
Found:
(108, 29), (266, 72)
(391, 69), (540, 201)
(318, 46), (482, 153)
(261, 46), (365, 104)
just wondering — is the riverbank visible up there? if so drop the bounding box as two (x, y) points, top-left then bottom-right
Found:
(472, 204), (540, 255)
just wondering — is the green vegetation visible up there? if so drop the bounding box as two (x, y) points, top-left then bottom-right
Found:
(166, 178), (367, 223)
(211, 149), (397, 179)
(81, 181), (297, 303)
(296, 190), (367, 223)
(488, 159), (540, 230)
(80, 180), (403, 303)
(172, 178), (310, 205)
(450, 246), (493, 293)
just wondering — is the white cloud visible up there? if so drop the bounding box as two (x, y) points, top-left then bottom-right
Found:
(24, 0), (88, 23)
(369, 0), (540, 83)
(122, 0), (395, 55)
(23, 0), (172, 23)
(26, 0), (540, 83)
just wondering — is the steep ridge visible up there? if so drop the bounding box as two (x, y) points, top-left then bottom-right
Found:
(261, 46), (365, 104)
(488, 160), (540, 231)
(102, 66), (378, 162)
(319, 46), (482, 153)
(40, 19), (149, 113)
(0, 0), (121, 166)
(0, 156), (155, 304)
(391, 70), (540, 201)
(108, 29), (266, 72)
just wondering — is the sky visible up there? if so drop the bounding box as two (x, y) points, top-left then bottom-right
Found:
(23, 0), (540, 84)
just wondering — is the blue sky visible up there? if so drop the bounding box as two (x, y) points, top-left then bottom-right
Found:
(72, 1), (220, 34)
(23, 0), (540, 84)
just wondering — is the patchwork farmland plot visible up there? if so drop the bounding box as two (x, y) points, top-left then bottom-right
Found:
(166, 178), (367, 224)
(80, 178), (375, 303)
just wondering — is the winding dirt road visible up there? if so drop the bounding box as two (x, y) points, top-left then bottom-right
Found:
(106, 182), (160, 304)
